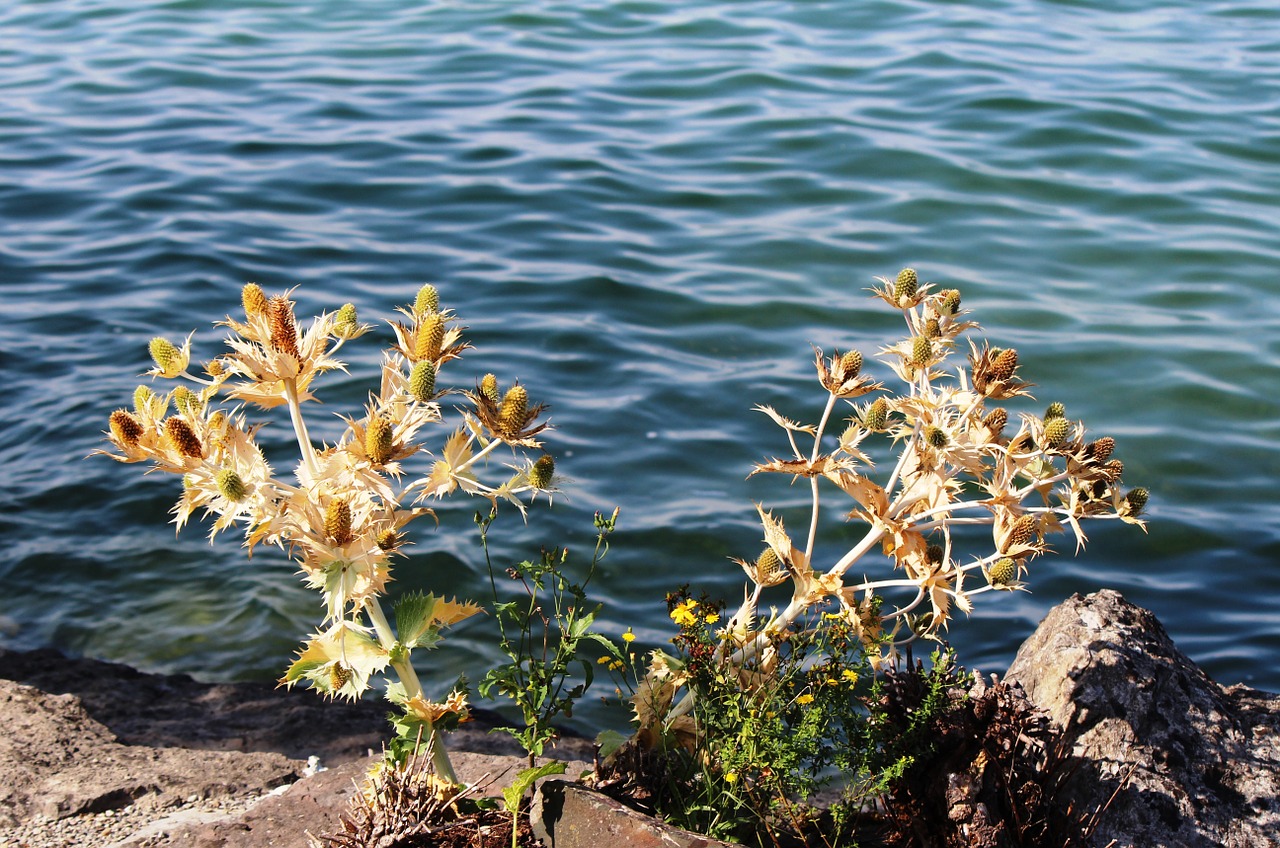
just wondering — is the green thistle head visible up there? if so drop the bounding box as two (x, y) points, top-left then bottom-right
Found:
(376, 529), (401, 552)
(480, 373), (500, 403)
(1124, 487), (1149, 515)
(940, 289), (962, 315)
(1043, 416), (1070, 449)
(1044, 401), (1066, 420)
(839, 349), (863, 379)
(924, 425), (948, 448)
(924, 318), (941, 339)
(894, 268), (918, 302)
(756, 547), (782, 580)
(149, 337), (182, 378)
(987, 557), (1018, 587)
(334, 302), (358, 337)
(911, 335), (932, 367)
(408, 361), (437, 402)
(414, 284), (440, 316)
(864, 397), (888, 431)
(529, 454), (555, 489)
(215, 468), (248, 502)
(926, 544), (944, 565)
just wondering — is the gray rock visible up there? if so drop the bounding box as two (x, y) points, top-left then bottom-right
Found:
(1005, 589), (1280, 848)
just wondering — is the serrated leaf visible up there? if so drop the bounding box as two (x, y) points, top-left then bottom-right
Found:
(502, 761), (567, 813)
(394, 592), (438, 647)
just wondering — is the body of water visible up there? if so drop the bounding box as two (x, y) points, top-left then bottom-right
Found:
(2, 0), (1278, 735)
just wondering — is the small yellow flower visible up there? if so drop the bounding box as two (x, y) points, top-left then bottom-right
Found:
(622, 628), (635, 643)
(796, 693), (815, 705)
(670, 599), (699, 627)
(597, 656), (611, 665)
(842, 669), (859, 685)
(704, 611), (720, 624)
(724, 771), (738, 784)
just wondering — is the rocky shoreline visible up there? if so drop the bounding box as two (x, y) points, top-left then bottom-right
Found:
(1, 591), (1277, 848)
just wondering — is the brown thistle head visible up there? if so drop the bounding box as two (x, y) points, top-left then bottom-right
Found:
(267, 296), (301, 361)
(109, 409), (144, 446)
(164, 417), (203, 459)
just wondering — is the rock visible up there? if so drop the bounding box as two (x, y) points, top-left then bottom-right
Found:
(532, 779), (742, 848)
(1005, 589), (1280, 848)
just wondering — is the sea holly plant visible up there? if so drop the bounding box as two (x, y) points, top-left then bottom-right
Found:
(631, 268), (1149, 771)
(95, 283), (558, 784)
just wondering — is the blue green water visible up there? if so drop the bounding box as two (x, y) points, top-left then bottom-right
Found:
(3, 0), (1279, 735)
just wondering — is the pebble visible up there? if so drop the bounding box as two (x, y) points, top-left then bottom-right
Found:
(0, 792), (267, 848)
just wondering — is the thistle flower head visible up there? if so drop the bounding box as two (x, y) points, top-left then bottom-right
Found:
(1088, 436), (1116, 462)
(497, 385), (530, 439)
(529, 453), (555, 489)
(924, 318), (941, 339)
(109, 409), (143, 447)
(911, 335), (932, 367)
(408, 360), (437, 402)
(148, 336), (189, 379)
(413, 313), (445, 362)
(982, 407), (1008, 437)
(1044, 402), (1066, 420)
(324, 498), (354, 546)
(164, 416), (203, 459)
(940, 288), (962, 316)
(839, 349), (862, 379)
(267, 296), (301, 361)
(1043, 415), (1071, 449)
(864, 397), (889, 431)
(480, 373), (499, 403)
(986, 557), (1019, 588)
(242, 283), (268, 317)
(215, 468), (248, 502)
(1124, 487), (1149, 515)
(333, 302), (363, 340)
(414, 284), (440, 316)
(894, 268), (919, 303)
(365, 416), (394, 466)
(924, 424), (948, 448)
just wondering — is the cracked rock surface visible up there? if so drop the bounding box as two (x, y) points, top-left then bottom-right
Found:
(1005, 589), (1280, 848)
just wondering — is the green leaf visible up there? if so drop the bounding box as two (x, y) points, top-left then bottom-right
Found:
(595, 729), (629, 761)
(501, 761), (567, 814)
(394, 592), (438, 647)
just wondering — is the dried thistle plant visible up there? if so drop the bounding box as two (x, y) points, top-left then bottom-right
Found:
(633, 268), (1148, 743)
(96, 284), (558, 782)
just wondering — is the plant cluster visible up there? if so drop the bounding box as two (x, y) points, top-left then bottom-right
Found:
(96, 283), (560, 783)
(622, 269), (1147, 841)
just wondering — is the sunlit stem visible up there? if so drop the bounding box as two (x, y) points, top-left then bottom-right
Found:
(805, 392), (839, 563)
(363, 598), (458, 784)
(452, 432), (506, 475)
(283, 378), (320, 480)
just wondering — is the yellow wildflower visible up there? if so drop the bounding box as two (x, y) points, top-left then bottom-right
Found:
(622, 628), (635, 643)
(796, 693), (815, 705)
(670, 599), (699, 627)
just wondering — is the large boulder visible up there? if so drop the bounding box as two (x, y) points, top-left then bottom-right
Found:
(1005, 590), (1280, 848)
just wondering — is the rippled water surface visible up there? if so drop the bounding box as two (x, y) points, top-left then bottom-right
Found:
(3, 0), (1279, 732)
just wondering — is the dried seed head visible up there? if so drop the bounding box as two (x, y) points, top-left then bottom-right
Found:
(408, 361), (436, 402)
(1124, 487), (1149, 515)
(1043, 416), (1070, 449)
(334, 302), (358, 337)
(894, 268), (918, 302)
(414, 284), (440, 316)
(242, 283), (269, 317)
(267, 296), (301, 360)
(926, 544), (944, 565)
(365, 416), (394, 465)
(376, 529), (401, 552)
(209, 410), (227, 432)
(1088, 436), (1116, 462)
(839, 349), (863, 379)
(991, 348), (1019, 382)
(864, 397), (888, 431)
(940, 289), (962, 315)
(109, 409), (143, 446)
(215, 468), (247, 502)
(924, 318), (941, 339)
(756, 547), (782, 579)
(911, 335), (932, 366)
(149, 337), (182, 377)
(530, 454), (555, 489)
(1102, 459), (1125, 481)
(205, 359), (225, 378)
(1006, 514), (1038, 550)
(324, 498), (354, 546)
(987, 557), (1018, 587)
(1044, 402), (1066, 420)
(413, 313), (445, 362)
(329, 662), (351, 692)
(164, 417), (203, 459)
(497, 384), (529, 439)
(924, 425), (948, 448)
(479, 373), (500, 404)
(983, 407), (1008, 436)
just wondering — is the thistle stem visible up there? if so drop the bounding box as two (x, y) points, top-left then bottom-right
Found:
(362, 598), (458, 784)
(283, 378), (320, 481)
